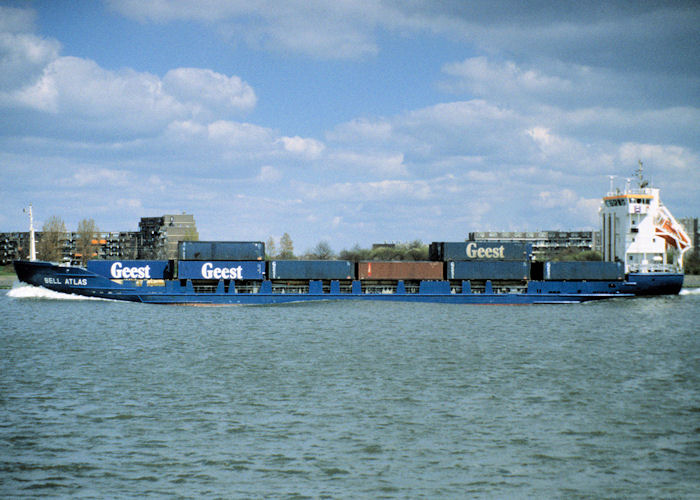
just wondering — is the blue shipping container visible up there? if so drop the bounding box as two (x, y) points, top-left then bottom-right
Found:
(269, 260), (355, 280)
(447, 261), (530, 280)
(178, 261), (265, 280)
(87, 260), (172, 279)
(432, 241), (532, 261)
(544, 261), (623, 280)
(178, 241), (265, 261)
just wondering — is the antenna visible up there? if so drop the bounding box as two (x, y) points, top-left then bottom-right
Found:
(636, 160), (644, 187)
(608, 175), (616, 194)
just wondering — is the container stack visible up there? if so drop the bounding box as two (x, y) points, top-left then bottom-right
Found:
(177, 241), (266, 281)
(432, 241), (532, 281)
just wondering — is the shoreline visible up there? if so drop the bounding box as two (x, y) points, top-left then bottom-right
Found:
(1, 275), (17, 289)
(683, 274), (700, 288)
(2, 273), (700, 290)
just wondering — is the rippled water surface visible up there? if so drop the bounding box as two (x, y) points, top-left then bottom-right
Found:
(2, 286), (699, 498)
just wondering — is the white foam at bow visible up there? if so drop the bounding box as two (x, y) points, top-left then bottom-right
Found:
(6, 283), (107, 300)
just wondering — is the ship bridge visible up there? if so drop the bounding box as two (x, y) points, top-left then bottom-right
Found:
(600, 163), (691, 274)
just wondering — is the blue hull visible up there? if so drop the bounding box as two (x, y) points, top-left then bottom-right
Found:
(14, 260), (685, 305)
(624, 272), (684, 295)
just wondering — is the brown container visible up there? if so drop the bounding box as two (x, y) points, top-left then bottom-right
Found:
(357, 261), (444, 280)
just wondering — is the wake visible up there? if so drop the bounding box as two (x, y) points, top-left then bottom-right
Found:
(6, 283), (107, 301)
(679, 288), (700, 296)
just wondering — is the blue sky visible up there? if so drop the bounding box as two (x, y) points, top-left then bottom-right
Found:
(1, 1), (698, 254)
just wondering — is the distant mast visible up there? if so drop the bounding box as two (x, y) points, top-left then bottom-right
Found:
(24, 204), (36, 261)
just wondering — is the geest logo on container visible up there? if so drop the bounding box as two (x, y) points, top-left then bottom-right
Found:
(200, 262), (243, 280)
(465, 242), (505, 259)
(110, 262), (152, 279)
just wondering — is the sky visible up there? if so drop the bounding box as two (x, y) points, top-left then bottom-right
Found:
(1, 0), (699, 254)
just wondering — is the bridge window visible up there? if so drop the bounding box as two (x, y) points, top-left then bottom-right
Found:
(605, 198), (627, 207)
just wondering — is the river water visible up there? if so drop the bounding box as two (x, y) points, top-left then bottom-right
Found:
(2, 284), (699, 498)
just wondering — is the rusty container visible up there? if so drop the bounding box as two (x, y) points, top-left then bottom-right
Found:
(357, 261), (444, 280)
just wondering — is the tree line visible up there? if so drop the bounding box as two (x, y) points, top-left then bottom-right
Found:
(37, 215), (100, 265)
(265, 235), (429, 261)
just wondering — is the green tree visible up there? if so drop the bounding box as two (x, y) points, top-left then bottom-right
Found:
(76, 218), (99, 265)
(367, 240), (428, 260)
(550, 248), (603, 261)
(266, 236), (277, 259)
(339, 244), (372, 261)
(684, 251), (700, 274)
(182, 226), (199, 241)
(370, 245), (398, 260)
(37, 215), (67, 262)
(306, 240), (334, 260)
(337, 241), (428, 261)
(405, 240), (428, 260)
(279, 233), (295, 260)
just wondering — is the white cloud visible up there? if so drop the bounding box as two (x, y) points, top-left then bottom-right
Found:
(525, 126), (587, 164)
(327, 118), (393, 143)
(440, 55), (700, 115)
(0, 13), (258, 139)
(298, 179), (433, 202)
(280, 136), (325, 159)
(441, 57), (571, 98)
(618, 143), (698, 171)
(207, 120), (276, 149)
(534, 189), (600, 226)
(117, 198), (143, 209)
(106, 0), (243, 23)
(105, 0), (699, 83)
(109, 0), (385, 59)
(257, 165), (282, 183)
(0, 6), (37, 33)
(0, 31), (60, 91)
(62, 167), (132, 188)
(13, 57), (181, 117)
(165, 120), (207, 138)
(535, 188), (579, 210)
(406, 100), (518, 128)
(162, 67), (256, 115)
(8, 56), (258, 136)
(466, 170), (498, 183)
(329, 151), (407, 177)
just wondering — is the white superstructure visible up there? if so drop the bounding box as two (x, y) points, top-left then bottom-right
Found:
(600, 163), (691, 273)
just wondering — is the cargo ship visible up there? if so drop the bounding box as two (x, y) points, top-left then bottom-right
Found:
(13, 167), (691, 305)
